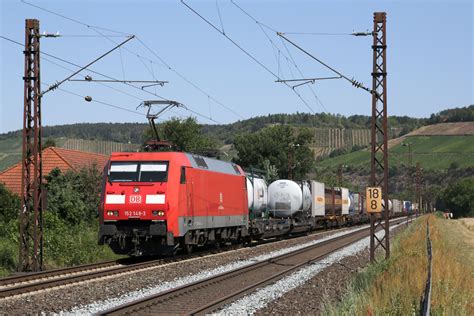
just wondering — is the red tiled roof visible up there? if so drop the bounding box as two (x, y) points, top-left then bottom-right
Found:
(0, 147), (109, 196)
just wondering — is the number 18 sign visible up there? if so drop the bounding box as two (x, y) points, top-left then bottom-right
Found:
(366, 187), (382, 213)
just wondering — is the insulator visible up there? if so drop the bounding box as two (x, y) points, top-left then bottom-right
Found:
(84, 96), (92, 102)
(85, 75), (92, 81)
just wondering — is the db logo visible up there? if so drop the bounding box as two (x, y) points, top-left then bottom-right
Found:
(130, 195), (142, 204)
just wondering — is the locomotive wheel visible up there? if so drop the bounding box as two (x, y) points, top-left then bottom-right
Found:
(185, 244), (194, 254)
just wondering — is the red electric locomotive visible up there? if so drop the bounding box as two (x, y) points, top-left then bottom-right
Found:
(98, 152), (249, 255)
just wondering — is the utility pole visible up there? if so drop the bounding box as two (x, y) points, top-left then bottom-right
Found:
(369, 12), (390, 262)
(19, 19), (43, 272)
(338, 164), (348, 187)
(416, 162), (422, 214)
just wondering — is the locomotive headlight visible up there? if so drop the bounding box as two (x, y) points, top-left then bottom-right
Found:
(152, 210), (158, 216)
(107, 211), (119, 216)
(158, 211), (165, 216)
(152, 210), (165, 216)
(113, 210), (119, 216)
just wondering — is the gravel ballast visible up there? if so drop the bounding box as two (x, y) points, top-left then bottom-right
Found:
(220, 221), (404, 315)
(0, 220), (405, 315)
(262, 224), (408, 315)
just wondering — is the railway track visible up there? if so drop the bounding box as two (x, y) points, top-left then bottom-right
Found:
(0, 227), (333, 299)
(0, 248), (240, 299)
(0, 218), (404, 300)
(101, 218), (406, 315)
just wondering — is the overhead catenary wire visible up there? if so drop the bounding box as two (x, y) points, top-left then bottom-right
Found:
(279, 38), (328, 111)
(21, 0), (131, 36)
(40, 82), (148, 117)
(181, 0), (318, 114)
(39, 52), (187, 120)
(1, 35), (207, 123)
(20, 0), (244, 121)
(279, 32), (353, 36)
(215, 0), (226, 34)
(230, 0), (328, 112)
(40, 35), (136, 96)
(277, 32), (372, 94)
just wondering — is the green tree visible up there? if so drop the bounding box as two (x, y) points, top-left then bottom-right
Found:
(143, 117), (218, 153)
(234, 125), (315, 179)
(43, 138), (56, 149)
(0, 184), (19, 223)
(45, 166), (102, 225)
(442, 178), (474, 217)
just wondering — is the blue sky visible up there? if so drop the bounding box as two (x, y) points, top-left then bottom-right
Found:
(1, 0), (472, 133)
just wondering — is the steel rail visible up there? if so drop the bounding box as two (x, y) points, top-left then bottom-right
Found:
(0, 260), (119, 288)
(0, 218), (406, 300)
(0, 229), (326, 299)
(101, 218), (406, 315)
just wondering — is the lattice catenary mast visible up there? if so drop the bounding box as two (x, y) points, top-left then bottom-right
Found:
(19, 19), (44, 272)
(369, 12), (390, 262)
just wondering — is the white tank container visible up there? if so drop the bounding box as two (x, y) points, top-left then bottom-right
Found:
(268, 180), (311, 217)
(246, 177), (268, 217)
(246, 178), (254, 209)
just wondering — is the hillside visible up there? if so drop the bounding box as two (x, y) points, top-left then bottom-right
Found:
(0, 112), (422, 171)
(0, 107), (471, 172)
(317, 122), (474, 170)
(0, 113), (423, 145)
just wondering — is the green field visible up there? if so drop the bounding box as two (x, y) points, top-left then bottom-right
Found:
(317, 135), (474, 170)
(0, 137), (23, 171)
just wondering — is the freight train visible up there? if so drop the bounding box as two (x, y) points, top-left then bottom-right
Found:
(98, 152), (406, 256)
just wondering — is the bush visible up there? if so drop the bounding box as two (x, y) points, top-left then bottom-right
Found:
(442, 178), (474, 217)
(45, 166), (102, 225)
(329, 147), (349, 158)
(0, 239), (17, 272)
(0, 183), (20, 223)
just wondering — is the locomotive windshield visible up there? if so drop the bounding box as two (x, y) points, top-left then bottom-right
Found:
(109, 161), (168, 182)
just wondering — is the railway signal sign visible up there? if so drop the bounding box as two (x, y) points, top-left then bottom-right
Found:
(366, 187), (382, 213)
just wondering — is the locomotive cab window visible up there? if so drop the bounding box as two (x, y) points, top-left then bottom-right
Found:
(109, 162), (138, 182)
(109, 161), (168, 182)
(139, 162), (168, 182)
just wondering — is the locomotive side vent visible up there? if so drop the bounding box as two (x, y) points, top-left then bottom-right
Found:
(193, 156), (209, 169)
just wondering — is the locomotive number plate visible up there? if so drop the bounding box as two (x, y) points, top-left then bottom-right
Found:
(125, 210), (146, 217)
(129, 195), (142, 204)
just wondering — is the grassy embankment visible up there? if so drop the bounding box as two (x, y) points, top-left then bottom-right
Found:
(0, 218), (121, 277)
(318, 135), (474, 170)
(326, 215), (473, 315)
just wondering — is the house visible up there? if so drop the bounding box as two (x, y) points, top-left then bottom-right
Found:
(0, 147), (109, 195)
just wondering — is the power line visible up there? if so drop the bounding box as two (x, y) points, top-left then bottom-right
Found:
(21, 0), (131, 36)
(280, 32), (353, 36)
(2, 34), (212, 123)
(230, 0), (328, 112)
(181, 0), (317, 114)
(278, 33), (372, 94)
(40, 35), (136, 96)
(134, 37), (243, 120)
(40, 82), (147, 117)
(20, 0), (244, 121)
